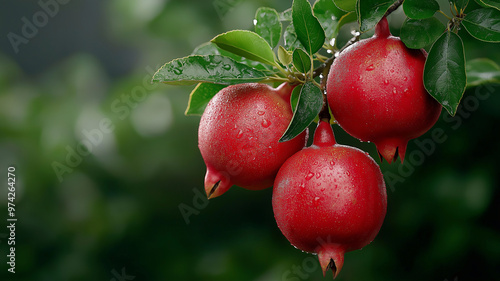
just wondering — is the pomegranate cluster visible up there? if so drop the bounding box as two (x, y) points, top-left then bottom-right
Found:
(196, 18), (441, 279)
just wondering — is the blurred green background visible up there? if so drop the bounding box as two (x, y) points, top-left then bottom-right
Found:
(0, 0), (499, 280)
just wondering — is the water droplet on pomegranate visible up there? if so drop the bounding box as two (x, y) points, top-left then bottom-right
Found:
(403, 76), (408, 81)
(393, 87), (397, 94)
(261, 119), (271, 128)
(316, 172), (321, 179)
(390, 68), (395, 73)
(314, 197), (320, 201)
(236, 130), (243, 139)
(384, 79), (389, 85)
(366, 64), (375, 71)
(305, 172), (314, 180)
(257, 110), (265, 116)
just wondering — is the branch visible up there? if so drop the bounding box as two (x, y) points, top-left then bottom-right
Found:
(383, 0), (405, 19)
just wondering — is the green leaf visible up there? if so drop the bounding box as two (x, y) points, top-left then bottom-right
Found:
(474, 0), (490, 7)
(451, 0), (469, 11)
(254, 7), (282, 48)
(293, 49), (312, 73)
(313, 0), (345, 40)
(332, 12), (357, 43)
(278, 46), (293, 66)
(280, 81), (323, 142)
(403, 0), (440, 19)
(400, 17), (445, 49)
(192, 42), (221, 56)
(466, 58), (500, 87)
(423, 31), (467, 116)
(477, 0), (500, 11)
(284, 23), (304, 50)
(356, 0), (394, 32)
(290, 85), (302, 112)
(192, 42), (272, 71)
(279, 8), (292, 21)
(152, 55), (267, 85)
(333, 0), (356, 12)
(462, 8), (500, 43)
(292, 0), (326, 54)
(211, 30), (277, 66)
(185, 83), (226, 115)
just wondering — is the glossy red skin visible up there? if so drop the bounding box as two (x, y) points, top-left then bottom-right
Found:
(273, 121), (386, 278)
(199, 83), (307, 198)
(326, 18), (442, 163)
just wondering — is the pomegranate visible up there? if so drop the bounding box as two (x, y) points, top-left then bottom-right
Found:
(272, 120), (387, 278)
(326, 17), (442, 163)
(199, 83), (307, 199)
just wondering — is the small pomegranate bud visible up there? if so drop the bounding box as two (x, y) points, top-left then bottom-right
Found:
(327, 17), (442, 163)
(374, 16), (391, 38)
(312, 120), (336, 147)
(199, 83), (308, 198)
(273, 121), (387, 279)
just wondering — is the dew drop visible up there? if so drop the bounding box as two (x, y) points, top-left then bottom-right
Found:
(315, 197), (320, 201)
(305, 172), (314, 180)
(390, 69), (395, 73)
(384, 79), (389, 85)
(257, 110), (265, 116)
(236, 130), (243, 139)
(393, 87), (397, 94)
(316, 172), (321, 179)
(403, 76), (408, 81)
(222, 64), (232, 70)
(366, 64), (375, 71)
(173, 68), (183, 75)
(261, 119), (271, 128)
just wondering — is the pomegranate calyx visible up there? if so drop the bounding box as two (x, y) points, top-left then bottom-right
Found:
(313, 120), (337, 147)
(374, 17), (391, 38)
(318, 245), (345, 279)
(204, 166), (232, 199)
(375, 138), (408, 164)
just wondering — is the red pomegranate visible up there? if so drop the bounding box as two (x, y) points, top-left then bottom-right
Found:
(199, 83), (307, 199)
(272, 120), (387, 278)
(326, 17), (442, 163)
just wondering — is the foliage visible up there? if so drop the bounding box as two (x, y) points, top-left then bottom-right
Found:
(154, 0), (500, 136)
